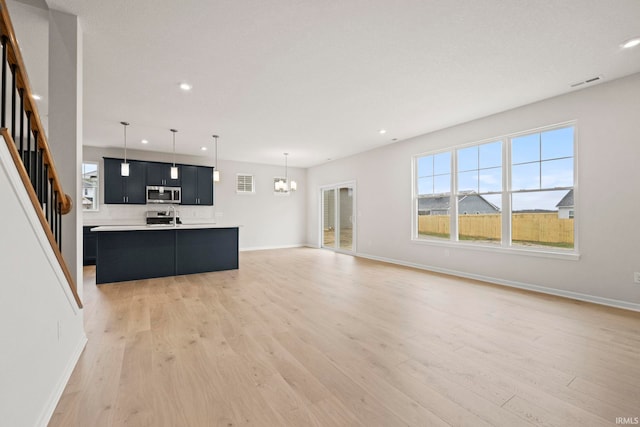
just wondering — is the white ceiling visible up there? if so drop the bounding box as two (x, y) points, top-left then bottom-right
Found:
(21, 1), (640, 167)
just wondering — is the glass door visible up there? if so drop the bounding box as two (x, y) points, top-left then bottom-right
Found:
(321, 183), (355, 253)
(322, 188), (336, 248)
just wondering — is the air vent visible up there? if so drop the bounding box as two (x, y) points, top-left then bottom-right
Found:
(570, 75), (603, 88)
(236, 174), (254, 193)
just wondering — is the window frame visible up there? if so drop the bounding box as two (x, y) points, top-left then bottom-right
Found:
(412, 121), (578, 259)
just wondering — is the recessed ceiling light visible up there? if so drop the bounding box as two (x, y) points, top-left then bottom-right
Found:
(200, 146), (207, 151)
(622, 37), (640, 49)
(141, 139), (149, 144)
(379, 129), (387, 135)
(32, 94), (42, 100)
(179, 82), (192, 91)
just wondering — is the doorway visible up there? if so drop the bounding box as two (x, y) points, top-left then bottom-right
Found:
(321, 182), (356, 253)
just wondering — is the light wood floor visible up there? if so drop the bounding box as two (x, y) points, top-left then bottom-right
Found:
(50, 248), (640, 426)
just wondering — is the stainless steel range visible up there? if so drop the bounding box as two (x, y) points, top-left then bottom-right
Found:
(146, 209), (181, 226)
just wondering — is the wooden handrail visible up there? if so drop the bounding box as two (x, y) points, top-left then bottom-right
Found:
(2, 129), (82, 308)
(0, 0), (71, 214)
(0, 0), (81, 309)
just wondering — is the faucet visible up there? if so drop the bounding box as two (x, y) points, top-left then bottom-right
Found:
(169, 204), (178, 227)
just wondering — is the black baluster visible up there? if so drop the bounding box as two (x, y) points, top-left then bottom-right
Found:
(35, 148), (40, 201)
(19, 88), (24, 156)
(53, 191), (58, 243)
(49, 177), (54, 229)
(57, 198), (62, 249)
(37, 149), (44, 205)
(11, 63), (16, 141)
(1, 36), (7, 128)
(31, 130), (38, 187)
(44, 164), (49, 220)
(22, 111), (31, 166)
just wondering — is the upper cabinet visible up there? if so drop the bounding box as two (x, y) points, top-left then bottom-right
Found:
(103, 158), (213, 205)
(146, 162), (181, 187)
(181, 165), (214, 205)
(103, 158), (147, 204)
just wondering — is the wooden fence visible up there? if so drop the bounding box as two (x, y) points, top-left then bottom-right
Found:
(418, 213), (574, 245)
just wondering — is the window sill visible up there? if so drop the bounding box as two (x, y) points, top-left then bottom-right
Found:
(410, 237), (580, 261)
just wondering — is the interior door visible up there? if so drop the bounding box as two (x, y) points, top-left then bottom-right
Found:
(321, 183), (355, 253)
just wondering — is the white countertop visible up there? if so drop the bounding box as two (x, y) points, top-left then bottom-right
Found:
(91, 224), (240, 232)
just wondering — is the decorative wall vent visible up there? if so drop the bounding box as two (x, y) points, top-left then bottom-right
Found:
(236, 174), (255, 193)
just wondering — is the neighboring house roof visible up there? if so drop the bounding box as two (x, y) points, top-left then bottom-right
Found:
(556, 189), (574, 208)
(418, 192), (500, 214)
(418, 196), (450, 212)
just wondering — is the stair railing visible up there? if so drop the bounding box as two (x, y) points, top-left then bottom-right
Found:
(0, 0), (82, 309)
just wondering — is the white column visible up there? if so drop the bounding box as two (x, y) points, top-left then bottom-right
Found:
(48, 9), (83, 299)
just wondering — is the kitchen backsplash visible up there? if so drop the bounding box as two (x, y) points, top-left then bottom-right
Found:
(84, 204), (216, 226)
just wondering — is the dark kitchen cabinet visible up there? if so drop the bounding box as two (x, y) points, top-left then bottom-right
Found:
(95, 227), (239, 284)
(83, 226), (97, 265)
(180, 165), (213, 205)
(103, 157), (147, 204)
(146, 162), (181, 186)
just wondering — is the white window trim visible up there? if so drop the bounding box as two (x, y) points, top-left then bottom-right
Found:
(412, 120), (578, 259)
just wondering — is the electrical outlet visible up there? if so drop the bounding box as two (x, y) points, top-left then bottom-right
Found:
(634, 272), (640, 284)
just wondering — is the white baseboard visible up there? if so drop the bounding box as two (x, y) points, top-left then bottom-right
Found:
(37, 334), (88, 427)
(356, 252), (640, 313)
(240, 243), (306, 252)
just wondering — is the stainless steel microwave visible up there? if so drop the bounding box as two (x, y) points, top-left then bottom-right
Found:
(146, 186), (181, 204)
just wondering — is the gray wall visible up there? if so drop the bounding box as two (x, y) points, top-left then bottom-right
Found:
(307, 72), (640, 309)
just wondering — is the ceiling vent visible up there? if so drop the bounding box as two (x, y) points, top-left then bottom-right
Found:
(570, 75), (603, 88)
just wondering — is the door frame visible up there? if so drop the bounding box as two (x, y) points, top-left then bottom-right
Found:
(319, 180), (356, 254)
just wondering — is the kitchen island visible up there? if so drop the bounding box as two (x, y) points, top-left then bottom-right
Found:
(91, 224), (239, 284)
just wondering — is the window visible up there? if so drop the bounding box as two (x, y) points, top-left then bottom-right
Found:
(511, 126), (574, 249)
(414, 123), (576, 253)
(236, 174), (254, 193)
(457, 140), (502, 244)
(82, 162), (99, 211)
(416, 152), (451, 239)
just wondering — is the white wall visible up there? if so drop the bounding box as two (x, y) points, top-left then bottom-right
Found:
(0, 137), (86, 427)
(307, 73), (640, 309)
(48, 9), (83, 299)
(5, 0), (49, 130)
(83, 146), (307, 250)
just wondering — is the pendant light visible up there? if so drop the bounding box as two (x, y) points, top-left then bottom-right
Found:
(213, 134), (220, 182)
(120, 121), (130, 176)
(170, 129), (179, 179)
(274, 153), (297, 193)
(289, 156), (297, 191)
